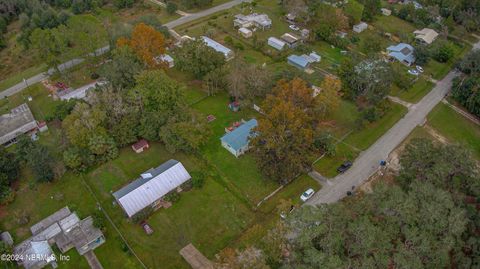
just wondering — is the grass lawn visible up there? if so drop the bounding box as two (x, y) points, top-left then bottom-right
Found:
(373, 15), (416, 37)
(344, 102), (408, 150)
(314, 102), (407, 177)
(0, 83), (60, 121)
(0, 64), (47, 92)
(390, 77), (434, 103)
(427, 103), (480, 159)
(192, 93), (279, 205)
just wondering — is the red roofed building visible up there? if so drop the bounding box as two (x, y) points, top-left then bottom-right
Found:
(132, 139), (149, 153)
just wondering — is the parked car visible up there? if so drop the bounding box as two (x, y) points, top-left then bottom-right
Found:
(289, 24), (300, 31)
(416, 65), (424, 73)
(408, 69), (419, 76)
(337, 161), (352, 173)
(300, 188), (315, 202)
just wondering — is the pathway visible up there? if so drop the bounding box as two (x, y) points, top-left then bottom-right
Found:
(84, 251), (103, 269)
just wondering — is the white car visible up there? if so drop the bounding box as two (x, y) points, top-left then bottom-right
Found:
(416, 65), (424, 73)
(289, 24), (300, 31)
(300, 188), (315, 202)
(408, 69), (419, 76)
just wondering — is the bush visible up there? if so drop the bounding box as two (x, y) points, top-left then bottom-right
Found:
(190, 171), (206, 188)
(234, 42), (244, 50)
(164, 191), (180, 203)
(166, 2), (178, 14)
(92, 210), (106, 231)
(224, 36), (233, 46)
(90, 72), (99, 79)
(432, 41), (454, 63)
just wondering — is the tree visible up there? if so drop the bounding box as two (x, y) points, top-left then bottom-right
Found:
(117, 23), (166, 68)
(175, 39), (226, 79)
(316, 75), (341, 118)
(63, 102), (108, 148)
(204, 67), (228, 96)
(432, 40), (454, 63)
(166, 2), (178, 14)
(100, 46), (143, 90)
(342, 58), (393, 107)
(458, 49), (480, 75)
(252, 78), (317, 184)
(160, 111), (211, 153)
(29, 26), (68, 73)
(67, 15), (107, 61)
(0, 147), (20, 184)
(360, 0), (380, 22)
(414, 44), (431, 66)
(15, 135), (55, 183)
(114, 0), (135, 9)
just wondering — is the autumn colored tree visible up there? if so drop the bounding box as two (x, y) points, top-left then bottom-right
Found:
(117, 23), (166, 68)
(316, 75), (341, 118)
(252, 78), (317, 184)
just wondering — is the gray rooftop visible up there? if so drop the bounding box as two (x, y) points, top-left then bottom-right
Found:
(0, 103), (37, 145)
(113, 159), (180, 200)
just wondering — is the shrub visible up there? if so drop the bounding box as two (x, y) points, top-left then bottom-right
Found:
(164, 191), (180, 203)
(166, 2), (178, 14)
(190, 171), (206, 188)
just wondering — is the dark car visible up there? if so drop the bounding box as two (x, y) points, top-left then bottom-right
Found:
(337, 161), (352, 173)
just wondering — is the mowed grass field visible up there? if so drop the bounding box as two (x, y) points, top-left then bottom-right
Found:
(427, 103), (480, 159)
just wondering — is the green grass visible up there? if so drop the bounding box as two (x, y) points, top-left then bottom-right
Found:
(424, 42), (471, 79)
(373, 15), (416, 37)
(192, 93), (279, 205)
(0, 83), (61, 121)
(391, 77), (434, 103)
(345, 102), (407, 150)
(427, 103), (480, 158)
(0, 64), (47, 91)
(314, 143), (359, 178)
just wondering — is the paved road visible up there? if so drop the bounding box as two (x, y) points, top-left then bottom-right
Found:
(0, 0), (247, 98)
(307, 70), (458, 205)
(164, 0), (247, 29)
(0, 46), (110, 99)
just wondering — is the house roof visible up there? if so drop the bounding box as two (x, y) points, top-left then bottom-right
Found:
(155, 54), (174, 63)
(201, 36), (232, 58)
(387, 43), (415, 64)
(268, 37), (286, 49)
(238, 27), (252, 34)
(281, 33), (299, 44)
(414, 28), (438, 44)
(31, 207), (72, 235)
(287, 54), (310, 68)
(14, 240), (55, 269)
(113, 160), (191, 217)
(0, 103), (37, 145)
(132, 139), (149, 151)
(234, 13), (271, 27)
(220, 119), (257, 152)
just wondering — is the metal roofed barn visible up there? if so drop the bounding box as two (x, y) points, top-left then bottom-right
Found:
(113, 159), (192, 217)
(201, 36), (235, 61)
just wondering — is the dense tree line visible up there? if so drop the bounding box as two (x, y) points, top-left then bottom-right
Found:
(451, 49), (480, 117)
(418, 0), (480, 32)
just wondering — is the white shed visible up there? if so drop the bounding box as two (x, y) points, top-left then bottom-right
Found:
(353, 22), (368, 33)
(238, 27), (253, 38)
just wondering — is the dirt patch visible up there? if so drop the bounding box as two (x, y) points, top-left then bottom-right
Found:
(424, 124), (449, 144)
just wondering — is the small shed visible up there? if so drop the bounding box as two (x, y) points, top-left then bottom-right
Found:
(287, 54), (310, 70)
(220, 119), (257, 157)
(132, 139), (149, 153)
(37, 121), (48, 132)
(0, 231), (13, 246)
(156, 54), (175, 68)
(381, 8), (392, 16)
(238, 27), (252, 38)
(353, 22), (368, 33)
(268, 37), (286, 51)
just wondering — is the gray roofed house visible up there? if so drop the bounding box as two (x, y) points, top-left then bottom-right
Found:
(14, 240), (56, 269)
(233, 13), (272, 30)
(113, 159), (192, 218)
(13, 206), (105, 269)
(0, 103), (38, 146)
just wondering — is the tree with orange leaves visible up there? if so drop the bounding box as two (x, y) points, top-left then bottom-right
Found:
(252, 78), (318, 184)
(117, 23), (166, 68)
(316, 75), (341, 118)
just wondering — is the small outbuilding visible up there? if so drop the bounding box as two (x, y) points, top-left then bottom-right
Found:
(353, 22), (368, 33)
(414, 28), (439, 45)
(238, 27), (252, 38)
(287, 54), (310, 70)
(132, 139), (149, 153)
(156, 54), (175, 68)
(267, 37), (286, 51)
(113, 160), (191, 218)
(281, 33), (301, 48)
(220, 119), (257, 157)
(381, 8), (392, 16)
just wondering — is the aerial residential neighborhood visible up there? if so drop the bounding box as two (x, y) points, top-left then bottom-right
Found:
(0, 0), (479, 268)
